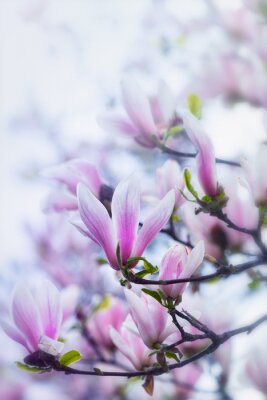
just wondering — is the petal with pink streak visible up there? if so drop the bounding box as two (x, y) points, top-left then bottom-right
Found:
(12, 284), (42, 352)
(42, 159), (102, 196)
(77, 183), (117, 268)
(124, 290), (155, 348)
(157, 80), (176, 124)
(109, 327), (141, 370)
(146, 295), (168, 340)
(42, 190), (77, 213)
(121, 78), (157, 136)
(98, 115), (139, 137)
(36, 280), (62, 340)
(70, 159), (102, 196)
(133, 190), (175, 258)
(111, 176), (140, 264)
(0, 318), (30, 352)
(182, 111), (217, 196)
(181, 240), (205, 278)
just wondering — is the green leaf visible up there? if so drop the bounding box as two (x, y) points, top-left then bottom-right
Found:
(116, 243), (122, 268)
(172, 213), (181, 223)
(59, 350), (82, 366)
(135, 270), (151, 279)
(248, 279), (260, 290)
(142, 289), (162, 305)
(207, 276), (221, 284)
(164, 125), (183, 142)
(97, 257), (108, 265)
(187, 93), (202, 119)
(201, 195), (212, 203)
(127, 256), (158, 274)
(119, 278), (127, 287)
(165, 351), (180, 362)
(16, 362), (46, 373)
(184, 168), (199, 199)
(93, 295), (111, 312)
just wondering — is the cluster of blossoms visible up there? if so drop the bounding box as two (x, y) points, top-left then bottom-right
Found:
(2, 1), (267, 399)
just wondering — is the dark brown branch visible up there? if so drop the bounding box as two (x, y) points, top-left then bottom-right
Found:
(158, 143), (240, 167)
(126, 257), (265, 286)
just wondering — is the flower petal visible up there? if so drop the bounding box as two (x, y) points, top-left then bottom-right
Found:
(182, 111), (217, 196)
(109, 327), (141, 370)
(0, 318), (30, 351)
(181, 240), (205, 278)
(43, 159), (102, 196)
(42, 190), (77, 213)
(12, 284), (42, 352)
(133, 190), (175, 257)
(111, 176), (140, 264)
(121, 78), (157, 136)
(36, 280), (62, 340)
(77, 183), (117, 268)
(124, 290), (155, 348)
(157, 80), (176, 124)
(98, 115), (139, 137)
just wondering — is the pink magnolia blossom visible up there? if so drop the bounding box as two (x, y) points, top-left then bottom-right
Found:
(155, 160), (185, 209)
(76, 176), (175, 270)
(110, 324), (154, 370)
(242, 145), (267, 205)
(43, 158), (103, 213)
(159, 241), (205, 299)
(172, 363), (202, 396)
(86, 297), (127, 350)
(182, 110), (218, 197)
(124, 290), (177, 348)
(98, 79), (177, 148)
(0, 280), (66, 356)
(246, 343), (267, 394)
(182, 186), (258, 259)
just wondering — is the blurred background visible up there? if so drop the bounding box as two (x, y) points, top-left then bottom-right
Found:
(1, 0), (267, 399)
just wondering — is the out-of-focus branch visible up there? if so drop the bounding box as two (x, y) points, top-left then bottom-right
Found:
(158, 142), (240, 167)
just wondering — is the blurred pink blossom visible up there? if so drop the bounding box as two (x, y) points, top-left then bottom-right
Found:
(182, 111), (218, 197)
(99, 79), (178, 148)
(110, 324), (154, 370)
(87, 297), (127, 351)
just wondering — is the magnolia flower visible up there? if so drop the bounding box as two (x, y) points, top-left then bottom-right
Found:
(0, 280), (66, 356)
(246, 343), (267, 394)
(182, 183), (258, 259)
(99, 79), (177, 148)
(155, 160), (185, 209)
(182, 110), (218, 197)
(43, 159), (103, 213)
(124, 290), (177, 348)
(172, 363), (202, 396)
(87, 297), (127, 350)
(242, 145), (267, 205)
(110, 325), (154, 370)
(76, 176), (175, 270)
(159, 241), (205, 299)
